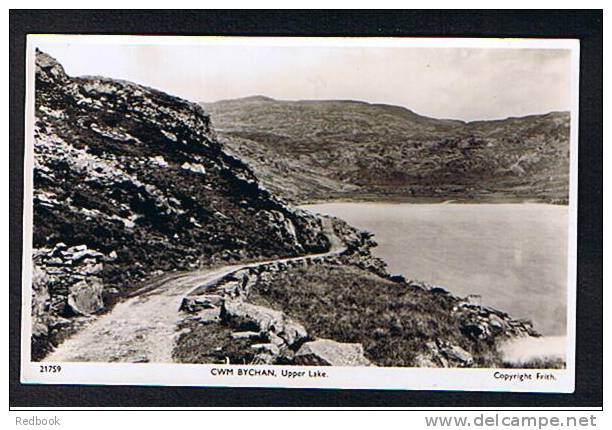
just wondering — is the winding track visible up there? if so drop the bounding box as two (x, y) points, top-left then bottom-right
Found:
(44, 221), (344, 363)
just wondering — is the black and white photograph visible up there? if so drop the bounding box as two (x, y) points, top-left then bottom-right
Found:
(20, 35), (579, 392)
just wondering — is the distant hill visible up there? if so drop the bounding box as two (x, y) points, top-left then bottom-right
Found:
(202, 97), (570, 203)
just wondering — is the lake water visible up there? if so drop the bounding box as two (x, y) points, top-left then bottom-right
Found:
(303, 203), (569, 336)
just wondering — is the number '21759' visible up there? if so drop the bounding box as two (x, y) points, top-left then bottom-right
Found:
(39, 365), (61, 373)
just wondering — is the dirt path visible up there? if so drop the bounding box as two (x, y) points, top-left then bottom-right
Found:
(44, 221), (344, 363)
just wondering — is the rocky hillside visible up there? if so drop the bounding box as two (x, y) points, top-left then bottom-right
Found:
(31, 51), (330, 360)
(202, 96), (570, 203)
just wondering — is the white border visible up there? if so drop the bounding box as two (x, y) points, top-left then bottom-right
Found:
(20, 35), (580, 393)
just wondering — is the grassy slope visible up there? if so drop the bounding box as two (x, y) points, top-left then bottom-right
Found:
(248, 264), (502, 367)
(174, 263), (504, 367)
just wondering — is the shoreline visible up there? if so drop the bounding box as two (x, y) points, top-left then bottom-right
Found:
(297, 195), (569, 206)
(301, 199), (570, 207)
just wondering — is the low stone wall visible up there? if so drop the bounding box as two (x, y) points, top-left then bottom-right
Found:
(31, 243), (117, 360)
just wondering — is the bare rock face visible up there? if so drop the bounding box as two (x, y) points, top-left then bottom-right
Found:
(31, 49), (334, 360)
(67, 279), (105, 316)
(294, 339), (373, 367)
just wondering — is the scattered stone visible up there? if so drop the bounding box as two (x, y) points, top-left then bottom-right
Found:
(267, 332), (286, 347)
(231, 331), (261, 340)
(251, 343), (280, 356)
(413, 354), (438, 368)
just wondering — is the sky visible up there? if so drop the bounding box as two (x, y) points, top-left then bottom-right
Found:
(35, 40), (573, 121)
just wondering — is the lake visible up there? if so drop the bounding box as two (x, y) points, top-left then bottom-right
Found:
(303, 203), (569, 336)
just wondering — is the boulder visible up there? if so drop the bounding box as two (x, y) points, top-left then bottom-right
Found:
(67, 279), (105, 315)
(69, 244), (88, 252)
(251, 343), (281, 364)
(180, 295), (223, 313)
(267, 332), (286, 346)
(221, 300), (284, 332)
(430, 286), (450, 295)
(221, 300), (308, 346)
(60, 245), (105, 264)
(71, 249), (105, 263)
(389, 274), (406, 283)
(440, 344), (473, 366)
(46, 257), (68, 266)
(51, 242), (68, 256)
(462, 322), (490, 340)
(48, 316), (72, 331)
(407, 280), (427, 291)
(192, 308), (221, 325)
(279, 319), (308, 346)
(488, 314), (506, 333)
(294, 339), (373, 367)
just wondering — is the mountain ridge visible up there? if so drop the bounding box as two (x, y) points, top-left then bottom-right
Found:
(202, 96), (570, 203)
(204, 95), (569, 125)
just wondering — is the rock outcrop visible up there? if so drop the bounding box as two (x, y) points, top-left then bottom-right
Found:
(31, 50), (331, 360)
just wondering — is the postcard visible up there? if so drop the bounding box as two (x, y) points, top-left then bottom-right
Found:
(20, 35), (579, 392)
